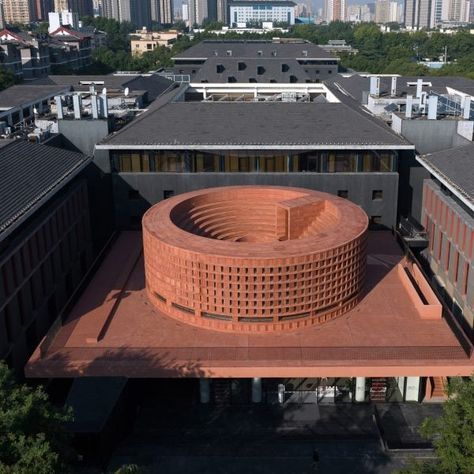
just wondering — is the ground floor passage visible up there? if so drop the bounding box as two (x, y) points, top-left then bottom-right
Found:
(196, 376), (446, 405)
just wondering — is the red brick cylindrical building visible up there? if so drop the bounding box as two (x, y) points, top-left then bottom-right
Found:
(143, 186), (368, 333)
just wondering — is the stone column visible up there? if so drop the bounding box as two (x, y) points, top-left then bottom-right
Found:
(199, 378), (210, 404)
(355, 377), (366, 402)
(405, 377), (421, 402)
(251, 377), (262, 403)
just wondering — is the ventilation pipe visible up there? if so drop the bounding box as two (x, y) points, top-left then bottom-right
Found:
(369, 76), (380, 97)
(72, 94), (82, 119)
(427, 95), (438, 120)
(463, 97), (471, 119)
(99, 92), (108, 118)
(416, 78), (423, 98)
(406, 95), (413, 118)
(91, 94), (99, 119)
(390, 76), (397, 96)
(55, 95), (63, 119)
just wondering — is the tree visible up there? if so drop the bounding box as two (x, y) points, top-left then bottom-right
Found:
(0, 67), (15, 91)
(0, 362), (73, 474)
(398, 376), (474, 474)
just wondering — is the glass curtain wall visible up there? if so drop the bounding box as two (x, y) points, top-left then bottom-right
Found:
(111, 150), (397, 173)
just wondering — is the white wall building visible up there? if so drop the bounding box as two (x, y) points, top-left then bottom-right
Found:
(229, 1), (296, 26)
(48, 10), (79, 33)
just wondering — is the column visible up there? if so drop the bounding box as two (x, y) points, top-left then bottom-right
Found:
(405, 377), (421, 402)
(199, 378), (210, 404)
(251, 377), (262, 403)
(355, 377), (366, 402)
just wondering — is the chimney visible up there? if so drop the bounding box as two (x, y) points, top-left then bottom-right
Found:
(100, 93), (108, 118)
(72, 94), (82, 119)
(369, 76), (380, 97)
(390, 76), (397, 96)
(416, 78), (423, 98)
(427, 95), (438, 120)
(406, 95), (413, 118)
(91, 94), (99, 119)
(89, 84), (95, 95)
(55, 95), (63, 119)
(463, 96), (471, 119)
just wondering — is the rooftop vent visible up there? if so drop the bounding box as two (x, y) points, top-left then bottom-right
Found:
(257, 50), (263, 56)
(226, 50), (232, 56)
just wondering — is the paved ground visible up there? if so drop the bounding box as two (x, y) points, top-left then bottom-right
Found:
(107, 402), (441, 473)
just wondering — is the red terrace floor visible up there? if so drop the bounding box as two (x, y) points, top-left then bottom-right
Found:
(26, 231), (474, 379)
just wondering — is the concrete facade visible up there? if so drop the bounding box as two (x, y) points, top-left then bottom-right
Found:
(108, 171), (399, 231)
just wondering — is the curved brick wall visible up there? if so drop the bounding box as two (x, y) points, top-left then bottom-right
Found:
(143, 186), (368, 333)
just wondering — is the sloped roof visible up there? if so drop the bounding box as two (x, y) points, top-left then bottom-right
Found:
(0, 140), (90, 240)
(99, 100), (413, 149)
(173, 40), (336, 60)
(418, 143), (474, 207)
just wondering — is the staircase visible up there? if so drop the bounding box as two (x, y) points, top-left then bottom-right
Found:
(370, 378), (388, 402)
(430, 376), (448, 399)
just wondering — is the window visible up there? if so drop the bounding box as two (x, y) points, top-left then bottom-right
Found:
(227, 76), (237, 83)
(281, 63), (289, 72)
(328, 153), (357, 172)
(372, 190), (383, 200)
(337, 190), (348, 199)
(216, 64), (225, 73)
(128, 189), (140, 200)
(163, 190), (174, 199)
(370, 216), (383, 228)
(257, 66), (265, 75)
(238, 62), (246, 71)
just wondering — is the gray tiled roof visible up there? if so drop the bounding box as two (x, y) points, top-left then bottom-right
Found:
(330, 74), (474, 103)
(0, 140), (90, 240)
(419, 144), (474, 203)
(193, 57), (311, 83)
(100, 101), (412, 148)
(0, 85), (71, 109)
(173, 40), (336, 59)
(30, 74), (174, 102)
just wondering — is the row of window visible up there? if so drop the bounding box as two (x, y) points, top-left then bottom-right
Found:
(112, 151), (396, 174)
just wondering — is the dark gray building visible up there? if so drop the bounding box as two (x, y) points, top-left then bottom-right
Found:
(94, 82), (414, 230)
(172, 39), (339, 83)
(0, 140), (113, 373)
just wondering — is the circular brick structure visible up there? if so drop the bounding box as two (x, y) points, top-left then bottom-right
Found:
(143, 186), (368, 333)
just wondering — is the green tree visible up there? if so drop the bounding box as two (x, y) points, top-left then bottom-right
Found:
(398, 376), (474, 474)
(0, 67), (16, 91)
(0, 362), (73, 474)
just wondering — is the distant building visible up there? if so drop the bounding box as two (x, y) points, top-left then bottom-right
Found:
(54, 0), (94, 17)
(228, 0), (296, 26)
(35, 0), (54, 21)
(48, 10), (80, 33)
(102, 0), (152, 27)
(404, 0), (433, 29)
(172, 39), (339, 82)
(323, 0), (346, 22)
(0, 29), (50, 79)
(49, 25), (93, 70)
(130, 28), (180, 55)
(3, 0), (36, 24)
(188, 0), (209, 26)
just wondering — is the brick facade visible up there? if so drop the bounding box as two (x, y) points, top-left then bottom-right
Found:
(143, 186), (368, 333)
